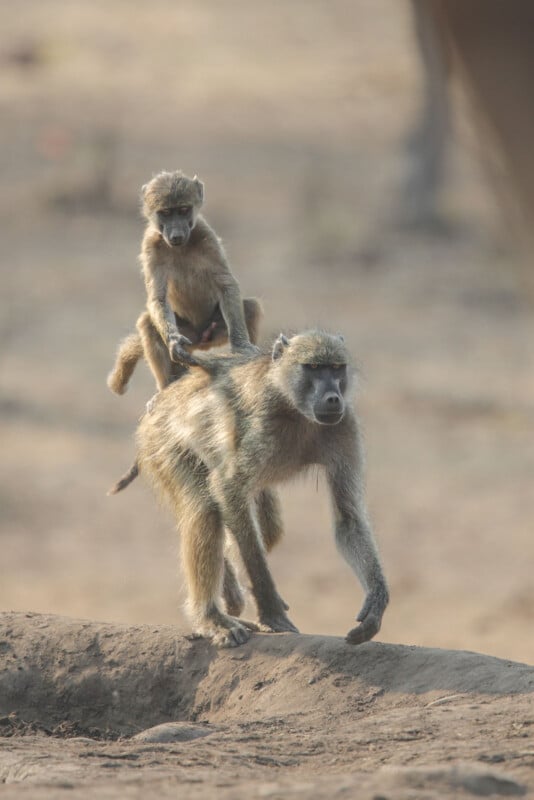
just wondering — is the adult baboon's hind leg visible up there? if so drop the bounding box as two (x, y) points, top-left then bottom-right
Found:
(209, 472), (298, 634)
(256, 489), (289, 611)
(180, 498), (256, 647)
(222, 556), (245, 617)
(220, 490), (284, 618)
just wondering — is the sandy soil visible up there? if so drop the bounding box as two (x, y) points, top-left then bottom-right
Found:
(1, 0), (534, 796)
(1, 611), (533, 798)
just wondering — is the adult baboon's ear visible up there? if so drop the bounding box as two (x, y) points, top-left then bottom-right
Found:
(193, 176), (204, 204)
(272, 333), (289, 361)
(337, 333), (345, 343)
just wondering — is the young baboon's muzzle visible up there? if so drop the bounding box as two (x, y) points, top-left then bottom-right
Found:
(168, 231), (187, 246)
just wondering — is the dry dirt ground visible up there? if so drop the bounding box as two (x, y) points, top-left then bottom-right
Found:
(1, 1), (534, 796)
(1, 611), (534, 799)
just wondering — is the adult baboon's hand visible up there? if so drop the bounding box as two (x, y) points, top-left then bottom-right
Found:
(345, 591), (385, 645)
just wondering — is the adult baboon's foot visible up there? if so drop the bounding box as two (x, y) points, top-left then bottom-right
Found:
(196, 614), (258, 648)
(258, 612), (299, 634)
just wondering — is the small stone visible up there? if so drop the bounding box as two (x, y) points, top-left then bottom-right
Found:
(131, 722), (214, 744)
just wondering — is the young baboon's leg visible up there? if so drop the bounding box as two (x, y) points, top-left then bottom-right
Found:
(243, 297), (262, 345)
(107, 333), (144, 395)
(222, 556), (245, 616)
(179, 494), (255, 647)
(209, 472), (298, 634)
(136, 310), (175, 391)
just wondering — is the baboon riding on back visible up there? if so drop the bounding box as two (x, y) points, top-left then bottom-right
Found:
(111, 330), (389, 648)
(107, 170), (261, 395)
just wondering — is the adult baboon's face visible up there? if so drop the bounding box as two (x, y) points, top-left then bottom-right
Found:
(272, 332), (350, 425)
(297, 363), (347, 425)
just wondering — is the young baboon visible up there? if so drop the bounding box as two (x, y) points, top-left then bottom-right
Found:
(107, 170), (261, 394)
(112, 330), (388, 647)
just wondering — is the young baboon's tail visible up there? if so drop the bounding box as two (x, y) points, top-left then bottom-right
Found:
(107, 462), (139, 495)
(107, 333), (144, 395)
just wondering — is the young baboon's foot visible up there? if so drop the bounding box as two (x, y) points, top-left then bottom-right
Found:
(107, 371), (127, 395)
(258, 612), (299, 634)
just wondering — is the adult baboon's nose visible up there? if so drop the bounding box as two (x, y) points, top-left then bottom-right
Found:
(325, 392), (341, 408)
(170, 233), (185, 245)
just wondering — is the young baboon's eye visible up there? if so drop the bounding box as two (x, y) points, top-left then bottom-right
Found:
(178, 205), (191, 215)
(160, 208), (172, 217)
(303, 363), (318, 370)
(332, 363), (346, 370)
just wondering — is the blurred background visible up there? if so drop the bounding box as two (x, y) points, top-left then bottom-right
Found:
(1, 0), (533, 662)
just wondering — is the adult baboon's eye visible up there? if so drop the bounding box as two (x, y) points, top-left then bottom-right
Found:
(178, 205), (191, 215)
(332, 363), (346, 370)
(160, 208), (171, 217)
(303, 363), (318, 370)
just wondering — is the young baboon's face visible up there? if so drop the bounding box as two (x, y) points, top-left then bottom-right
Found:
(156, 204), (196, 247)
(272, 332), (350, 425)
(142, 170), (204, 247)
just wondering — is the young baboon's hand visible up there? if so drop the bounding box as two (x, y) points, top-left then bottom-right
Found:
(169, 335), (198, 366)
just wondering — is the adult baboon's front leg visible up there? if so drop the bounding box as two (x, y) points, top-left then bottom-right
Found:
(327, 463), (389, 645)
(210, 473), (298, 634)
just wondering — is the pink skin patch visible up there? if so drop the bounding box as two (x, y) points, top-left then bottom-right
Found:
(200, 321), (218, 343)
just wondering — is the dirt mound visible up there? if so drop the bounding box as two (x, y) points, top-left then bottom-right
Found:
(1, 612), (533, 797)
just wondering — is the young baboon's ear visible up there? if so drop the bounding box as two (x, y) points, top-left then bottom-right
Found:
(272, 333), (289, 361)
(337, 334), (345, 343)
(193, 176), (204, 204)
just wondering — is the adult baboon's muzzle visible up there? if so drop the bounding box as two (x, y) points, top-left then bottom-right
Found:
(314, 392), (345, 425)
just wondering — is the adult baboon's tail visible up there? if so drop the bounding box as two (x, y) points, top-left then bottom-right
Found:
(108, 462), (139, 495)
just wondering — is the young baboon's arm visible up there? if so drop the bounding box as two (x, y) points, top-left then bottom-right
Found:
(326, 452), (389, 645)
(217, 272), (259, 355)
(143, 257), (196, 364)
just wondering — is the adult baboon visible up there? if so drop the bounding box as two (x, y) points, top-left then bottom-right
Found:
(112, 330), (388, 647)
(107, 170), (261, 394)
